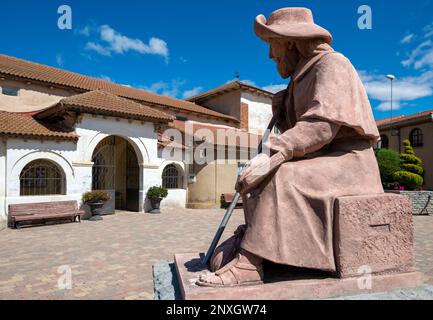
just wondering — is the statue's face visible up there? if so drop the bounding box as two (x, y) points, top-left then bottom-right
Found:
(269, 39), (300, 79)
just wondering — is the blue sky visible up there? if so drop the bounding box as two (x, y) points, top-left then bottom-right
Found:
(1, 0), (433, 120)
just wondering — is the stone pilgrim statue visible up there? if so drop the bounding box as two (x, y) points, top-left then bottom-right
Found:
(197, 7), (384, 287)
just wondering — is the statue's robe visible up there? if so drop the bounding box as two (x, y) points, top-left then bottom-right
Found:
(240, 50), (384, 272)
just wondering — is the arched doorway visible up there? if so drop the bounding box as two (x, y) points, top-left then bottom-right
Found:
(92, 136), (140, 213)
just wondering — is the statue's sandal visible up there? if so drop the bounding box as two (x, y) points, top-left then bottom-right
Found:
(196, 254), (264, 288)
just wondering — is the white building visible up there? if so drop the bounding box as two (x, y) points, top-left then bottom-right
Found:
(0, 54), (274, 227)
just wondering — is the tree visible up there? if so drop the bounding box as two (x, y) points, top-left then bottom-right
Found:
(375, 148), (401, 185)
(392, 139), (424, 190)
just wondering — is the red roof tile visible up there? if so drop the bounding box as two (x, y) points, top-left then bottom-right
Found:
(0, 111), (78, 141)
(376, 110), (433, 128)
(36, 90), (174, 123)
(187, 81), (274, 103)
(0, 54), (238, 122)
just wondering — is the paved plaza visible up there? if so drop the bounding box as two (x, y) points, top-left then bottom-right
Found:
(0, 209), (432, 300)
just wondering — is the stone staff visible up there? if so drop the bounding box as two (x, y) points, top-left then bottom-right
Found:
(202, 114), (278, 266)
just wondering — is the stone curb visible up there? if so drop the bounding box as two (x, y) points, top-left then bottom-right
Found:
(153, 261), (433, 300)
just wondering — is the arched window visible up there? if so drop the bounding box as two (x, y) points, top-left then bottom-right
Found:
(20, 160), (65, 196)
(410, 128), (423, 147)
(162, 164), (183, 189)
(380, 135), (389, 149)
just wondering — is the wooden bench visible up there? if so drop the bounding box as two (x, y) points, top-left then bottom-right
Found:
(221, 193), (244, 209)
(8, 201), (84, 229)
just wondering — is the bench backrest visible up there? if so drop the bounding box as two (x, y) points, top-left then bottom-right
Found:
(9, 201), (78, 217)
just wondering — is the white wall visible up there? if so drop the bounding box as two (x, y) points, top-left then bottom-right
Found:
(0, 114), (188, 221)
(241, 91), (273, 135)
(0, 140), (7, 227)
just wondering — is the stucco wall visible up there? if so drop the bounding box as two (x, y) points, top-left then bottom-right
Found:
(187, 146), (249, 209)
(0, 114), (188, 221)
(241, 91), (273, 135)
(0, 79), (75, 113)
(201, 91), (242, 121)
(380, 121), (433, 190)
(0, 140), (7, 227)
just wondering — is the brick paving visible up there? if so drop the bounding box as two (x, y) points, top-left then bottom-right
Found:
(0, 209), (432, 300)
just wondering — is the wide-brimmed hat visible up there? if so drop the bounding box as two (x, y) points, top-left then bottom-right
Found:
(254, 7), (333, 45)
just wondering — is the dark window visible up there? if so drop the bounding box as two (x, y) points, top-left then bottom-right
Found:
(20, 160), (65, 196)
(410, 129), (423, 147)
(1, 86), (19, 96)
(92, 136), (115, 190)
(176, 115), (188, 121)
(162, 164), (182, 189)
(380, 135), (389, 149)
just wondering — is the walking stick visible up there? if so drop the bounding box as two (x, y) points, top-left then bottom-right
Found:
(202, 115), (278, 266)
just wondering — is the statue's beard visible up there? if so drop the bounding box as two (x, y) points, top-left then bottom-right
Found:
(277, 60), (293, 79)
(276, 53), (300, 79)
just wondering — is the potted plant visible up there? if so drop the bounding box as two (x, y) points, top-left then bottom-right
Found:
(146, 186), (168, 213)
(82, 191), (110, 220)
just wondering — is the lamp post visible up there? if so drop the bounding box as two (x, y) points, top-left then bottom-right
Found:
(386, 74), (400, 151)
(386, 74), (395, 121)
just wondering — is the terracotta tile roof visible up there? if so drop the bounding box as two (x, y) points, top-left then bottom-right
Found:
(376, 110), (433, 128)
(0, 111), (78, 141)
(36, 90), (174, 123)
(187, 81), (274, 103)
(0, 54), (238, 122)
(169, 120), (261, 148)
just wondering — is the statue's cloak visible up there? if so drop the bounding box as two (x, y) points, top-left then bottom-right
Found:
(241, 51), (384, 272)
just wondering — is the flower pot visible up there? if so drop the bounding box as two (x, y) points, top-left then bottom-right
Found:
(88, 202), (105, 219)
(149, 198), (163, 214)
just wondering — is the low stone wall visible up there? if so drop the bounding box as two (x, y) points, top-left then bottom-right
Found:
(386, 190), (433, 215)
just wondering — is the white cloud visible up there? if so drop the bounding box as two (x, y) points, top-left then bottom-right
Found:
(183, 87), (203, 99)
(401, 40), (433, 69)
(85, 42), (111, 56)
(262, 84), (287, 93)
(78, 26), (91, 37)
(376, 101), (402, 112)
(363, 77), (433, 101)
(84, 25), (169, 61)
(141, 80), (204, 99)
(226, 78), (287, 94)
(56, 54), (64, 67)
(98, 75), (113, 82)
(401, 33), (415, 44)
(359, 70), (433, 112)
(424, 23), (433, 38)
(141, 79), (185, 98)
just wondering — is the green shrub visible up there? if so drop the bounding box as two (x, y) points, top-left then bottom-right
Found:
(400, 154), (422, 166)
(147, 186), (168, 200)
(393, 171), (424, 190)
(392, 139), (424, 190)
(83, 191), (110, 204)
(375, 148), (401, 184)
(401, 163), (424, 176)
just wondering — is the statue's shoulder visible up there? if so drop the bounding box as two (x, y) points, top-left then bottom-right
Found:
(316, 51), (355, 73)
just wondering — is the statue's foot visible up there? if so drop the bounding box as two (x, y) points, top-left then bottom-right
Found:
(197, 250), (264, 287)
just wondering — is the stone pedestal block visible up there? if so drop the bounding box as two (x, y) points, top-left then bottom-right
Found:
(334, 194), (416, 278)
(174, 253), (424, 300)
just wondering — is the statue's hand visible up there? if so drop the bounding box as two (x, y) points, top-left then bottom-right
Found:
(235, 154), (282, 195)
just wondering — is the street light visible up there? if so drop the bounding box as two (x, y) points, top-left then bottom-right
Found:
(386, 74), (395, 120)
